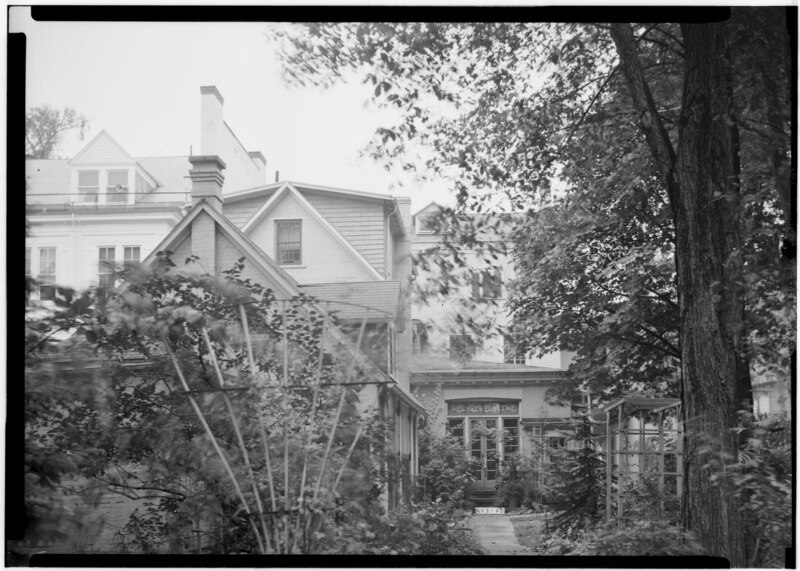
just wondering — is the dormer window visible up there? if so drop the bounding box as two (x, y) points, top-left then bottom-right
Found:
(78, 170), (99, 204)
(417, 214), (437, 234)
(106, 170), (129, 203)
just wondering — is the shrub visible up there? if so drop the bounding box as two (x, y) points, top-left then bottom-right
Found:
(415, 424), (478, 506)
(574, 520), (705, 556)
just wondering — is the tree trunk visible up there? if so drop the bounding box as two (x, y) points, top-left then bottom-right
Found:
(676, 23), (748, 567)
(611, 21), (750, 566)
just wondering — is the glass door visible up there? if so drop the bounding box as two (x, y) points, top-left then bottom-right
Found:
(470, 418), (498, 489)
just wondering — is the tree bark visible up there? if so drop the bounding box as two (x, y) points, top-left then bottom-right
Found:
(610, 22), (750, 566)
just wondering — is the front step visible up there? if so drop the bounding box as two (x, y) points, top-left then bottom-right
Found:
(474, 506), (505, 515)
(469, 490), (496, 507)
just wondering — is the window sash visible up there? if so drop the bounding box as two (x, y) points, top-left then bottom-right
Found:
(78, 170), (100, 203)
(276, 220), (302, 265)
(449, 335), (474, 360)
(123, 246), (141, 264)
(38, 247), (56, 301)
(98, 247), (116, 287)
(107, 170), (129, 203)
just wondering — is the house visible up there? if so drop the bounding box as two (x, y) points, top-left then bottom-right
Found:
(142, 155), (424, 510)
(409, 202), (576, 503)
(24, 85), (267, 298)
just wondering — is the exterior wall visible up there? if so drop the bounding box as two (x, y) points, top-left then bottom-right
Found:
(247, 192), (376, 283)
(26, 216), (178, 291)
(223, 195), (272, 228)
(412, 213), (571, 368)
(302, 192), (386, 275)
(393, 198), (413, 391)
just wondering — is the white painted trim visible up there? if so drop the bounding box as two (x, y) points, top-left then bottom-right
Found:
(240, 183), (290, 233)
(225, 180), (396, 204)
(70, 130), (136, 165)
(223, 181), (285, 203)
(242, 182), (383, 281)
(27, 213), (183, 225)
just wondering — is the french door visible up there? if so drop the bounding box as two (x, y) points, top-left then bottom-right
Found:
(470, 418), (498, 489)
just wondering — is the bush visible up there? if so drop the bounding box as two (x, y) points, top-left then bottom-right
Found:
(711, 412), (792, 567)
(575, 520), (705, 556)
(540, 520), (704, 556)
(415, 425), (478, 506)
(321, 500), (482, 555)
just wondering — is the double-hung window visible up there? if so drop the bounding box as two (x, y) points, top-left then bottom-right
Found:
(98, 247), (116, 288)
(78, 170), (100, 204)
(123, 246), (141, 266)
(471, 268), (502, 300)
(38, 247), (56, 301)
(449, 334), (474, 361)
(106, 170), (129, 204)
(276, 220), (302, 265)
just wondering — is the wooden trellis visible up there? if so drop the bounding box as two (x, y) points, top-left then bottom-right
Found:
(601, 397), (683, 527)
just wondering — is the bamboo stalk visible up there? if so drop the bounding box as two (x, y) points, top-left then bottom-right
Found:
(239, 305), (282, 551)
(238, 304), (279, 552)
(160, 333), (265, 554)
(281, 303), (291, 553)
(312, 312), (369, 503)
(295, 304), (330, 552)
(202, 325), (271, 553)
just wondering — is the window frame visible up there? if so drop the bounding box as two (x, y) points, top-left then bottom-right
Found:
(106, 170), (130, 204)
(449, 334), (475, 361)
(38, 247), (57, 301)
(471, 268), (502, 300)
(98, 246), (116, 288)
(77, 169), (100, 204)
(123, 245), (141, 265)
(275, 219), (302, 266)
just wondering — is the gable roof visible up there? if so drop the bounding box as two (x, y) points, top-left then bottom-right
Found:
(299, 281), (401, 321)
(138, 200), (424, 414)
(141, 199), (301, 298)
(70, 130), (136, 165)
(241, 182), (385, 280)
(225, 180), (396, 204)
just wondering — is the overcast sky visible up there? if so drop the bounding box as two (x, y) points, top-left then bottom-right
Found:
(12, 8), (454, 210)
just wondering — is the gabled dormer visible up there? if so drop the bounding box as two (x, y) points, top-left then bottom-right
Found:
(69, 130), (161, 206)
(413, 201), (445, 235)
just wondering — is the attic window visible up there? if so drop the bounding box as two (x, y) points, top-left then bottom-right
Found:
(276, 220), (302, 265)
(78, 170), (99, 203)
(107, 170), (129, 203)
(417, 214), (438, 234)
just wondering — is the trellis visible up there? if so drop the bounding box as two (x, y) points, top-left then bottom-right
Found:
(601, 397), (683, 527)
(155, 298), (395, 554)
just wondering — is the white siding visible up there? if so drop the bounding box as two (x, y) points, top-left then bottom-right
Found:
(247, 192), (376, 283)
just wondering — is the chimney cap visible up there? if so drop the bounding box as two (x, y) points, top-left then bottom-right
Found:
(189, 154), (227, 170)
(200, 85), (224, 105)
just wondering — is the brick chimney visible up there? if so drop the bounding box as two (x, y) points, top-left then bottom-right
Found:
(189, 155), (226, 212)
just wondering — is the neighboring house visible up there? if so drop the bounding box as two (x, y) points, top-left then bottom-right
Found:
(25, 85), (267, 298)
(25, 131), (190, 297)
(409, 202), (576, 501)
(145, 156), (424, 510)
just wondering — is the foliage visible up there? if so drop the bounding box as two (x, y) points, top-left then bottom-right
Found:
(23, 255), (385, 554)
(327, 501), (482, 555)
(274, 14), (793, 564)
(25, 105), (89, 159)
(547, 415), (605, 538)
(415, 423), (478, 506)
(568, 520), (705, 556)
(494, 453), (542, 508)
(711, 413), (792, 567)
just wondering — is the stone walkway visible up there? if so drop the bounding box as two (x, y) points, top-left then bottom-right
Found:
(468, 514), (532, 555)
